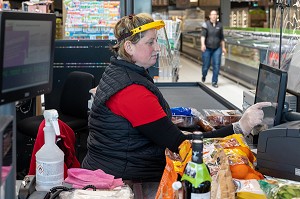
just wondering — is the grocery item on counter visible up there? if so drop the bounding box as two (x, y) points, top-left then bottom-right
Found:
(156, 134), (263, 199)
(211, 147), (235, 199)
(172, 115), (199, 128)
(181, 132), (211, 199)
(203, 109), (242, 127)
(197, 117), (215, 132)
(171, 107), (215, 131)
(234, 179), (267, 199)
(155, 140), (192, 199)
(259, 177), (300, 199)
(171, 107), (193, 116)
(203, 134), (264, 180)
(171, 107), (199, 128)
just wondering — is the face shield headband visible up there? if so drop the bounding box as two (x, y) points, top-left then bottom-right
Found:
(117, 20), (165, 43)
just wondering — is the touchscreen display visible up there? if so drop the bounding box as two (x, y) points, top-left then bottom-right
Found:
(255, 64), (287, 128)
(255, 69), (279, 127)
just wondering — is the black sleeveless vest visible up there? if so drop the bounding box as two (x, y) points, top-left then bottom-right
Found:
(82, 56), (172, 181)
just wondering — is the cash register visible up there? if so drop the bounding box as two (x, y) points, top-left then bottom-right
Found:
(250, 63), (300, 181)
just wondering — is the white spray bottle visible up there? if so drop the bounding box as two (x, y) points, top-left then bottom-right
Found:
(35, 109), (64, 191)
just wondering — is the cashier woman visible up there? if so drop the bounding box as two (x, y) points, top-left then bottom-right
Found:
(81, 12), (271, 192)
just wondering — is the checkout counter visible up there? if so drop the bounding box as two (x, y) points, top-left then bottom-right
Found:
(156, 82), (300, 183)
(16, 81), (300, 198)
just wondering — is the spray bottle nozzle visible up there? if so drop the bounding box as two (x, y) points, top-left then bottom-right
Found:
(43, 109), (60, 136)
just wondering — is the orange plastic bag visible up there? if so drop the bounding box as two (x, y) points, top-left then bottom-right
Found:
(205, 134), (264, 180)
(155, 141), (192, 199)
(155, 151), (178, 199)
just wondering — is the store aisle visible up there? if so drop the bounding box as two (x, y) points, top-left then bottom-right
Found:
(158, 55), (250, 110)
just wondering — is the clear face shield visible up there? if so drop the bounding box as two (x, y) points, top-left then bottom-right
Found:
(130, 20), (181, 81)
(157, 20), (182, 81)
(129, 20), (172, 61)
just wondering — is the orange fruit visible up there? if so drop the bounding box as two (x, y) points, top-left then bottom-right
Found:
(230, 164), (249, 179)
(244, 172), (261, 180)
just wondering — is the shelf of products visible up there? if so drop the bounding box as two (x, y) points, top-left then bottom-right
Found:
(63, 0), (120, 40)
(230, 8), (249, 28)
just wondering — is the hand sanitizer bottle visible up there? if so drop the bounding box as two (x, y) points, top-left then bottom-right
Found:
(35, 109), (64, 191)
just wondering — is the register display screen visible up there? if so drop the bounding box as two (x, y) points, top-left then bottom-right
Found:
(2, 20), (52, 92)
(254, 63), (287, 127)
(0, 12), (55, 105)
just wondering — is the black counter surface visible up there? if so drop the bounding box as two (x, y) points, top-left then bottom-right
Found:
(156, 82), (241, 114)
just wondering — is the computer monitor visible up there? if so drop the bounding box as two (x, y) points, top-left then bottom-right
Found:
(254, 63), (288, 127)
(0, 11), (56, 105)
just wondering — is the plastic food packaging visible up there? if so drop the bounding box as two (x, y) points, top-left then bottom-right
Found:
(59, 185), (134, 199)
(234, 179), (267, 199)
(155, 141), (192, 199)
(259, 177), (300, 199)
(203, 134), (263, 180)
(171, 115), (199, 128)
(171, 107), (214, 130)
(203, 109), (242, 127)
(197, 118), (215, 132)
(171, 107), (193, 116)
(171, 107), (199, 128)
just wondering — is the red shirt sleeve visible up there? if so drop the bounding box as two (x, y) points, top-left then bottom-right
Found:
(106, 84), (167, 127)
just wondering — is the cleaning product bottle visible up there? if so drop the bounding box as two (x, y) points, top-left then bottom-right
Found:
(35, 109), (64, 191)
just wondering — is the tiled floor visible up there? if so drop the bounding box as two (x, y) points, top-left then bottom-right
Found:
(157, 55), (250, 110)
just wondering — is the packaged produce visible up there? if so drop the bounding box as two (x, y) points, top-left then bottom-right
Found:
(259, 177), (300, 199)
(157, 134), (263, 199)
(203, 134), (263, 180)
(203, 109), (242, 127)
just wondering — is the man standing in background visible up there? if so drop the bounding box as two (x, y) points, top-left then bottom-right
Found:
(201, 10), (226, 88)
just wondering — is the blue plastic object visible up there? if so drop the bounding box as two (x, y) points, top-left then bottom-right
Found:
(170, 107), (192, 116)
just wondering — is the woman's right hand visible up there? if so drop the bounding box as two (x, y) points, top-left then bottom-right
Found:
(201, 45), (206, 52)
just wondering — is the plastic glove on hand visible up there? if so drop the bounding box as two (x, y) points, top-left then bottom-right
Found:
(239, 102), (272, 136)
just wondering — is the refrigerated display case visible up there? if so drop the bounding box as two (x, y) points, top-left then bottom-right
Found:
(181, 31), (201, 61)
(181, 30), (270, 88)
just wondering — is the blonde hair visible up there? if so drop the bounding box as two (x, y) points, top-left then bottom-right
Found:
(111, 13), (154, 62)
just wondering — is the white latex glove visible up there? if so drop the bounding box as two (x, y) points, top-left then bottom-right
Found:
(236, 102), (272, 136)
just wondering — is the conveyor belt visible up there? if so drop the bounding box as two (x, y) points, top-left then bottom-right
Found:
(156, 82), (241, 114)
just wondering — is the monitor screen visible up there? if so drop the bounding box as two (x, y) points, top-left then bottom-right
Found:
(254, 63), (288, 127)
(0, 11), (56, 105)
